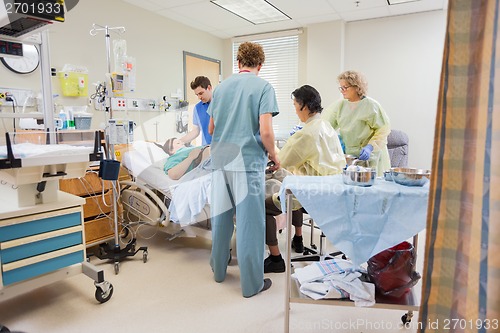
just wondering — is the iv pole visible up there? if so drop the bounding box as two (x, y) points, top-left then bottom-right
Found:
(89, 24), (147, 274)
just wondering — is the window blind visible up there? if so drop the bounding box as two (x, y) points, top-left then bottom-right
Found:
(232, 35), (299, 140)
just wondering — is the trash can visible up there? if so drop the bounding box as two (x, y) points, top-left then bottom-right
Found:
(367, 241), (421, 298)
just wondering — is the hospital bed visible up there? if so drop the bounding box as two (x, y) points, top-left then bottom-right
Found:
(118, 141), (212, 240)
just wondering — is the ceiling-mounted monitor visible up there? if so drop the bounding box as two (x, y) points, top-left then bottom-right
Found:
(0, 0), (65, 40)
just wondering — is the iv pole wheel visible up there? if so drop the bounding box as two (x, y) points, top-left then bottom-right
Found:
(401, 311), (413, 325)
(114, 262), (120, 275)
(143, 251), (148, 263)
(95, 283), (114, 303)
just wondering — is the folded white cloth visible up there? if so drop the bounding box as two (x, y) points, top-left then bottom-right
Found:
(294, 259), (375, 307)
(292, 258), (355, 284)
(299, 281), (349, 300)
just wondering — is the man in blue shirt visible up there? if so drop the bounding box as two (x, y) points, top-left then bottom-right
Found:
(180, 76), (213, 145)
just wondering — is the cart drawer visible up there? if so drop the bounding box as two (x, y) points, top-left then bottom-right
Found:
(1, 246), (84, 286)
(0, 211), (81, 242)
(0, 229), (83, 264)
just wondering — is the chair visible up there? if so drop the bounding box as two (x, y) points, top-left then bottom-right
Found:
(387, 129), (409, 168)
(293, 129), (410, 262)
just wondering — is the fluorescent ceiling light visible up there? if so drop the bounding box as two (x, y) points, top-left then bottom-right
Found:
(387, 0), (421, 4)
(211, 0), (291, 25)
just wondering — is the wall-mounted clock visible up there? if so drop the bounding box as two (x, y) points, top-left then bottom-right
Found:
(1, 44), (40, 74)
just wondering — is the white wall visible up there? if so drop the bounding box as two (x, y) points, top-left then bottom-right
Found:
(305, 10), (447, 169)
(1, 2), (446, 166)
(0, 0), (225, 142)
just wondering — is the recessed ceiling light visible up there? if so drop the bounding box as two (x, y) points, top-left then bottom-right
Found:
(211, 0), (291, 25)
(387, 0), (421, 5)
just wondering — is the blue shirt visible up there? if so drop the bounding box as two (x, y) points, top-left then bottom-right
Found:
(208, 72), (279, 172)
(193, 101), (212, 145)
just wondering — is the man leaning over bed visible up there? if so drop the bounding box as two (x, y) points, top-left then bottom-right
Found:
(180, 76), (213, 146)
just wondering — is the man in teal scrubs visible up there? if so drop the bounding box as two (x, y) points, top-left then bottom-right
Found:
(208, 42), (280, 298)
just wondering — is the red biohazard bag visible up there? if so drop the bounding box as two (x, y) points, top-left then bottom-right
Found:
(367, 241), (421, 298)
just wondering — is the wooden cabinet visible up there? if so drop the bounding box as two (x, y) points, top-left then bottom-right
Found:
(59, 170), (116, 247)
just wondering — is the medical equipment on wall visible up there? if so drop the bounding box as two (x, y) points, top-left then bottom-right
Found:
(108, 119), (134, 144)
(175, 100), (189, 134)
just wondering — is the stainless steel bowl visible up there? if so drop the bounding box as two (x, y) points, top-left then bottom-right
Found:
(390, 167), (431, 187)
(342, 168), (376, 187)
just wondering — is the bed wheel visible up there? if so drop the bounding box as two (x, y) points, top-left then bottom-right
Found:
(143, 251), (148, 263)
(0, 325), (11, 332)
(95, 283), (114, 303)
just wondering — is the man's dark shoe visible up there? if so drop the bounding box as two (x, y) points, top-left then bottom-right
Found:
(292, 235), (304, 253)
(264, 255), (286, 273)
(244, 278), (272, 298)
(261, 278), (272, 292)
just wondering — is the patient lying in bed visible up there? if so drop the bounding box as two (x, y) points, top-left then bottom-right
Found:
(161, 137), (210, 180)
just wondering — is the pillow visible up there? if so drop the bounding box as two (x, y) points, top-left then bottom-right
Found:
(132, 141), (168, 163)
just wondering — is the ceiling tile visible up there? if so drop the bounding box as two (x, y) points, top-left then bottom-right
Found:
(327, 0), (388, 12)
(163, 2), (254, 30)
(120, 0), (448, 39)
(148, 0), (206, 8)
(341, 6), (391, 21)
(388, 0), (446, 15)
(295, 13), (342, 26)
(267, 0), (337, 19)
(122, 0), (163, 11)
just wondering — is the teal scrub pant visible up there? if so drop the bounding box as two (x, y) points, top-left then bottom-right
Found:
(210, 170), (265, 297)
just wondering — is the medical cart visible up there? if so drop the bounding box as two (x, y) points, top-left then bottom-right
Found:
(0, 131), (114, 332)
(281, 175), (428, 332)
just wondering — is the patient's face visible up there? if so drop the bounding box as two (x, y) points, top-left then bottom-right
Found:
(171, 139), (185, 154)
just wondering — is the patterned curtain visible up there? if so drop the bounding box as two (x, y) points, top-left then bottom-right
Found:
(419, 0), (500, 332)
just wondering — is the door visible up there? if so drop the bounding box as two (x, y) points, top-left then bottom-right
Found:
(183, 52), (221, 144)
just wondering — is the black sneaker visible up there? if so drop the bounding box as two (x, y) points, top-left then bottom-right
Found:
(264, 255), (286, 273)
(292, 235), (304, 253)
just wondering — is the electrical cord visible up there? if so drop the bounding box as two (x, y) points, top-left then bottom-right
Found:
(6, 95), (17, 132)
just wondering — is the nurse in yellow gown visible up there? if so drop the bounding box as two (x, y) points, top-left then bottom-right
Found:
(322, 70), (391, 176)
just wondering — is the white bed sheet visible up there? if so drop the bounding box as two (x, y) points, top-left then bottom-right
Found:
(121, 141), (212, 226)
(121, 141), (178, 193)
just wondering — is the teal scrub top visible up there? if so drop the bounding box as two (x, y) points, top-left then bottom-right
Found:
(163, 146), (199, 173)
(208, 72), (279, 172)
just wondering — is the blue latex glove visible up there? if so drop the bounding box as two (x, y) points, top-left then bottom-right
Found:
(338, 134), (346, 153)
(359, 144), (373, 160)
(289, 124), (303, 136)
